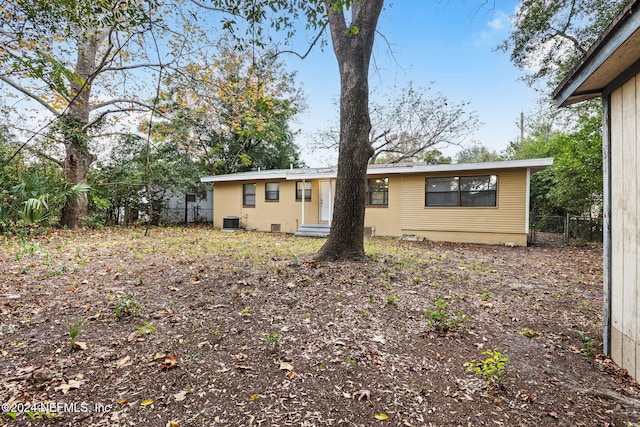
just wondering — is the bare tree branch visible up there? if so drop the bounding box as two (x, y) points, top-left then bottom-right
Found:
(0, 76), (60, 116)
(90, 98), (158, 112)
(22, 146), (64, 167)
(271, 21), (328, 60)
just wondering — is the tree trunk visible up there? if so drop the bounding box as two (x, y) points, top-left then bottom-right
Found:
(315, 0), (383, 261)
(60, 141), (96, 227)
(60, 32), (98, 228)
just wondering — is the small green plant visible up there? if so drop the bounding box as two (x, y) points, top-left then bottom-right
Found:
(577, 300), (593, 313)
(423, 298), (467, 332)
(240, 306), (250, 315)
(317, 363), (325, 371)
(479, 288), (492, 301)
(345, 356), (357, 365)
(520, 327), (537, 338)
(368, 294), (376, 303)
(385, 293), (399, 304)
(114, 293), (141, 318)
(137, 322), (157, 335)
(579, 331), (598, 357)
(464, 348), (509, 386)
(360, 310), (370, 318)
(264, 331), (282, 346)
(68, 319), (83, 349)
(303, 313), (312, 319)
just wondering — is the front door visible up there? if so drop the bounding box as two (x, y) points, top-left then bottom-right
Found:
(319, 180), (334, 223)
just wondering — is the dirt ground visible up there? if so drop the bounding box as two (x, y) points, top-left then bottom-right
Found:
(1, 227), (640, 427)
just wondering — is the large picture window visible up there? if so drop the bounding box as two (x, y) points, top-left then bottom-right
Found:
(243, 183), (256, 206)
(296, 181), (311, 201)
(265, 182), (279, 201)
(426, 175), (497, 207)
(366, 177), (389, 206)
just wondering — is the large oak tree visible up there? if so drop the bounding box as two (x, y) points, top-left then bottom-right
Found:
(0, 0), (199, 227)
(209, 0), (384, 260)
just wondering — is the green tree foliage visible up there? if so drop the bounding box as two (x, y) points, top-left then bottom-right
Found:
(148, 39), (304, 175)
(0, 0), (205, 228)
(455, 145), (501, 163)
(421, 149), (452, 165)
(90, 135), (205, 226)
(505, 104), (602, 216)
(0, 134), (89, 232)
(499, 0), (628, 86)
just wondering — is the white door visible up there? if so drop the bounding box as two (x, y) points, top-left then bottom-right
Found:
(319, 180), (334, 222)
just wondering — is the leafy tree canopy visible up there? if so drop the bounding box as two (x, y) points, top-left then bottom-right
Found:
(455, 144), (501, 163)
(499, 0), (628, 87)
(147, 38), (304, 176)
(505, 102), (602, 216)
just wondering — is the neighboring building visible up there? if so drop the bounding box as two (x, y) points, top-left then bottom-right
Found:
(161, 189), (213, 223)
(201, 158), (553, 246)
(553, 0), (640, 379)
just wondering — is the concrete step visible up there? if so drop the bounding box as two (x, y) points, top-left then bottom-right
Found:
(294, 224), (331, 237)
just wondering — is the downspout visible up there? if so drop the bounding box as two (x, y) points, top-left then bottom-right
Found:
(301, 179), (306, 225)
(602, 94), (612, 355)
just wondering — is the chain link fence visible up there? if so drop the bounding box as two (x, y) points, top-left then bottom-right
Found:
(161, 207), (213, 224)
(529, 215), (603, 246)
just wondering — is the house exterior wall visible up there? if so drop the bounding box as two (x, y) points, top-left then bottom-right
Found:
(364, 175), (403, 236)
(211, 168), (530, 246)
(609, 76), (640, 379)
(213, 180), (318, 232)
(399, 169), (528, 246)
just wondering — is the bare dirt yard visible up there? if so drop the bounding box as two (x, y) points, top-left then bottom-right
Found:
(1, 227), (640, 427)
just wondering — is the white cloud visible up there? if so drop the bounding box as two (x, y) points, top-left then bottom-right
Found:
(487, 11), (508, 31)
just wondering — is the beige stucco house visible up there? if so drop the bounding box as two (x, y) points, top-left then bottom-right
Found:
(553, 0), (640, 379)
(201, 158), (552, 247)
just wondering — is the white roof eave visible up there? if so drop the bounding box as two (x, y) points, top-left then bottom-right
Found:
(199, 158), (554, 183)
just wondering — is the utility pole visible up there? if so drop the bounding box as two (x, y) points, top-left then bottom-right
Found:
(520, 111), (524, 144)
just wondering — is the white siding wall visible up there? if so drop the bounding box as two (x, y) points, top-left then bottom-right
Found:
(610, 75), (640, 379)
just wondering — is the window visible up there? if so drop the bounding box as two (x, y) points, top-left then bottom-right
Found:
(425, 177), (459, 206)
(426, 175), (497, 207)
(366, 177), (389, 206)
(296, 181), (311, 201)
(265, 182), (279, 201)
(460, 176), (497, 207)
(243, 183), (256, 206)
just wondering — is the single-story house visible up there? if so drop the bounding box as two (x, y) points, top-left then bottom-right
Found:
(201, 158), (553, 246)
(553, 0), (640, 379)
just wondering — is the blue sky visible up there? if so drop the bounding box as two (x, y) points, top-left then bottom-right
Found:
(286, 1), (544, 167)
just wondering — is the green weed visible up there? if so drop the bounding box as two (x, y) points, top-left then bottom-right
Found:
(423, 298), (467, 332)
(114, 293), (141, 318)
(385, 293), (400, 304)
(520, 327), (537, 338)
(464, 348), (509, 386)
(264, 331), (282, 346)
(68, 319), (83, 350)
(136, 322), (157, 335)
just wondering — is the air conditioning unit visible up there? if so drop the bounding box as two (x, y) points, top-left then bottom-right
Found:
(223, 216), (241, 229)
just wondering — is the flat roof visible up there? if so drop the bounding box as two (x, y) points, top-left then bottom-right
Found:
(200, 158), (554, 183)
